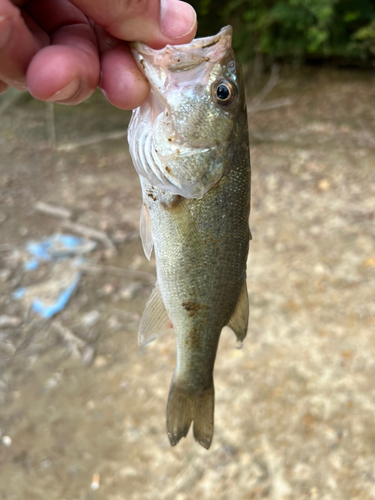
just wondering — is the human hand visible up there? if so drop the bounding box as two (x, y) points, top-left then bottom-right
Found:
(0, 0), (197, 109)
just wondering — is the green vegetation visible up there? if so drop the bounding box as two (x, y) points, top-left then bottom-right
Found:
(190, 0), (375, 62)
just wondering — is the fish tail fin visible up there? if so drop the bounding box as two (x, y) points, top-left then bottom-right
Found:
(166, 372), (214, 450)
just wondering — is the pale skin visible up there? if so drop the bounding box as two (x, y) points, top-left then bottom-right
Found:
(0, 0), (197, 109)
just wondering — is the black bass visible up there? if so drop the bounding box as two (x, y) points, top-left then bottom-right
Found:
(128, 26), (251, 449)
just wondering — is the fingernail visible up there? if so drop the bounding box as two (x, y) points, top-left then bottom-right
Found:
(0, 16), (13, 49)
(48, 79), (81, 103)
(160, 0), (196, 39)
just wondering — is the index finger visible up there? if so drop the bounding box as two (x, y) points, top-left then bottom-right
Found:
(70, 0), (197, 49)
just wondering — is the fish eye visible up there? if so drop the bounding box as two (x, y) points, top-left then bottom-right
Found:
(212, 80), (236, 107)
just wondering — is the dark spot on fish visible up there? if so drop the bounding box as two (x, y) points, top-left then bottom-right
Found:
(168, 138), (172, 142)
(165, 166), (171, 174)
(186, 325), (201, 348)
(140, 59), (145, 69)
(182, 301), (208, 317)
(171, 195), (182, 206)
(147, 191), (157, 201)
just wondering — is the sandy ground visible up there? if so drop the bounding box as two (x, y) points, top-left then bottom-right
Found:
(0, 66), (374, 499)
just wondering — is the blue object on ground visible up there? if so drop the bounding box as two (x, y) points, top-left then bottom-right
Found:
(24, 234), (97, 270)
(13, 288), (26, 299)
(31, 272), (82, 319)
(15, 234), (97, 318)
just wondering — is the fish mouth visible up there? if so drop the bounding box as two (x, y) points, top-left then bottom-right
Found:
(131, 26), (233, 76)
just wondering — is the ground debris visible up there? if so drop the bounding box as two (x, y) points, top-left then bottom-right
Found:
(0, 316), (22, 328)
(0, 341), (16, 358)
(120, 282), (144, 300)
(51, 321), (86, 360)
(0, 244), (12, 253)
(81, 344), (96, 365)
(62, 220), (116, 251)
(34, 202), (73, 220)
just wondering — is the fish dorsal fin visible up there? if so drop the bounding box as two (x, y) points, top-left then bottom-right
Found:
(140, 203), (154, 260)
(227, 279), (249, 342)
(139, 282), (172, 346)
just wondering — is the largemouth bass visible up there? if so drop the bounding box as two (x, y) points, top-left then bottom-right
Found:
(128, 26), (251, 449)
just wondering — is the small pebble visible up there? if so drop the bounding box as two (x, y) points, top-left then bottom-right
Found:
(100, 283), (115, 296)
(363, 257), (375, 268)
(90, 473), (100, 490)
(81, 310), (100, 326)
(94, 356), (108, 368)
(318, 178), (330, 191)
(2, 436), (11, 447)
(120, 282), (142, 300)
(81, 345), (96, 366)
(0, 269), (12, 282)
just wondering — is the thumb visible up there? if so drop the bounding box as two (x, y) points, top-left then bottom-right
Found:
(70, 0), (197, 49)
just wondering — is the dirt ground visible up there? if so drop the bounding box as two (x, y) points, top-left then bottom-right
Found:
(0, 66), (374, 500)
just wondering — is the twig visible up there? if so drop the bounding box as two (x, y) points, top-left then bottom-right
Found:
(248, 97), (295, 113)
(61, 220), (116, 251)
(0, 316), (22, 328)
(34, 202), (72, 220)
(0, 244), (12, 253)
(51, 321), (85, 360)
(249, 130), (291, 142)
(46, 102), (56, 148)
(78, 263), (156, 284)
(56, 130), (128, 152)
(248, 64), (280, 111)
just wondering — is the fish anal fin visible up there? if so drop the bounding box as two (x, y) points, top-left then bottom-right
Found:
(139, 282), (172, 346)
(140, 203), (154, 260)
(227, 279), (249, 342)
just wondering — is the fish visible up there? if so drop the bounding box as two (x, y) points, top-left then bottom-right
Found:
(128, 26), (251, 449)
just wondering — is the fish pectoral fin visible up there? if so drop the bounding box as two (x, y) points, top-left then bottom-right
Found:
(138, 282), (172, 346)
(227, 279), (249, 343)
(140, 203), (154, 260)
